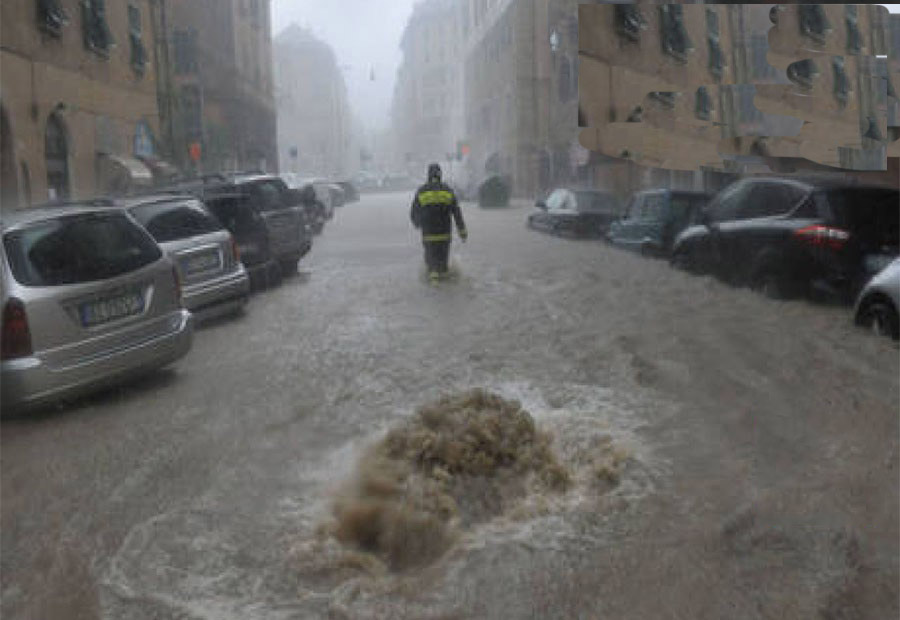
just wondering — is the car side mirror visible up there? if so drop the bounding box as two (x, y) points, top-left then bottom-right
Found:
(536, 200), (547, 210)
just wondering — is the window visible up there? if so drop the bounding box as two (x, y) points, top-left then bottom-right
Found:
(845, 5), (862, 55)
(787, 59), (819, 89)
(615, 4), (645, 43)
(743, 183), (804, 218)
(173, 29), (198, 75)
(641, 194), (665, 220)
(709, 181), (752, 222)
(546, 190), (565, 211)
(799, 4), (831, 45)
(3, 212), (162, 287)
(129, 200), (223, 243)
(659, 4), (692, 63)
(81, 0), (113, 55)
(180, 85), (202, 141)
(37, 0), (69, 36)
(832, 56), (850, 107)
(695, 86), (713, 121)
(128, 5), (147, 76)
(249, 181), (288, 212)
(45, 113), (69, 200)
(706, 8), (724, 82)
(650, 91), (678, 110)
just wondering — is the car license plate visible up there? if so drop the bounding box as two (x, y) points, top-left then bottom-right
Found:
(80, 292), (145, 327)
(182, 251), (221, 275)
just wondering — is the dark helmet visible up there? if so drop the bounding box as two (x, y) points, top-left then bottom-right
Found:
(427, 163), (442, 183)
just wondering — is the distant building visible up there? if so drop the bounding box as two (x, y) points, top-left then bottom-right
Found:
(1, 0), (165, 205)
(458, 0), (582, 197)
(166, 0), (277, 174)
(274, 25), (352, 177)
(391, 0), (465, 177)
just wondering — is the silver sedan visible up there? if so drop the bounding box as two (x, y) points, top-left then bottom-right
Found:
(1, 205), (193, 413)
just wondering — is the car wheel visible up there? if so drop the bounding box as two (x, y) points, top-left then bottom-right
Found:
(753, 269), (794, 300)
(279, 259), (299, 276)
(671, 248), (692, 272)
(266, 261), (283, 288)
(858, 299), (900, 340)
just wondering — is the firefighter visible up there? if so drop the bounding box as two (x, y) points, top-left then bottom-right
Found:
(410, 163), (467, 283)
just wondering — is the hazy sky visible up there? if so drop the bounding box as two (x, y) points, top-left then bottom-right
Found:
(270, 2), (900, 132)
(271, 0), (418, 132)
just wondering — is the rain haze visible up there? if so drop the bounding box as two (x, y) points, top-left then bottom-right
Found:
(272, 0), (418, 131)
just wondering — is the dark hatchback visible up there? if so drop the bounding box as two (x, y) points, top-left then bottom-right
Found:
(529, 188), (622, 238)
(671, 177), (899, 301)
(224, 174), (312, 273)
(608, 189), (711, 257)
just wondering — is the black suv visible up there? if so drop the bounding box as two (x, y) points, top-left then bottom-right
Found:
(671, 177), (899, 301)
(223, 174), (312, 274)
(201, 191), (279, 290)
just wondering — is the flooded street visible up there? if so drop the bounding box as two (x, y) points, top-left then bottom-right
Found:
(2, 191), (898, 619)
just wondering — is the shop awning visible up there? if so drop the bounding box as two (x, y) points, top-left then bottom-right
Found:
(96, 153), (153, 195)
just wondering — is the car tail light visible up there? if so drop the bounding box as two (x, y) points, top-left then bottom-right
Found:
(794, 225), (850, 250)
(1, 298), (32, 361)
(230, 235), (241, 263)
(172, 266), (184, 307)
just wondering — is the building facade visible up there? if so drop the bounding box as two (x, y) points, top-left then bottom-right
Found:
(274, 25), (352, 177)
(1, 0), (165, 206)
(166, 0), (277, 174)
(578, 3), (899, 188)
(392, 0), (465, 177)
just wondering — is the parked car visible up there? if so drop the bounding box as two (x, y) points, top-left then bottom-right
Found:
(355, 171), (380, 192)
(336, 180), (360, 203)
(854, 258), (900, 340)
(671, 177), (899, 301)
(608, 189), (711, 257)
(478, 175), (511, 208)
(201, 191), (281, 291)
(122, 194), (250, 320)
(326, 183), (346, 208)
(297, 178), (336, 221)
(1, 204), (193, 413)
(225, 174), (312, 274)
(529, 188), (622, 238)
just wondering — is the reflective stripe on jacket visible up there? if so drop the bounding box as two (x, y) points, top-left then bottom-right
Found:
(410, 181), (467, 239)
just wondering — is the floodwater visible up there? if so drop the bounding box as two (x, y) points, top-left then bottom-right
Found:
(2, 191), (897, 619)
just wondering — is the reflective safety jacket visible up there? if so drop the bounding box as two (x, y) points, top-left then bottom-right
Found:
(410, 181), (467, 242)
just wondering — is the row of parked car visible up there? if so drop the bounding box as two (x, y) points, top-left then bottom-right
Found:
(0, 171), (357, 415)
(528, 176), (900, 341)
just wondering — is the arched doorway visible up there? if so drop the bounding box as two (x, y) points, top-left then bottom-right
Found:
(45, 112), (70, 200)
(1, 106), (18, 208)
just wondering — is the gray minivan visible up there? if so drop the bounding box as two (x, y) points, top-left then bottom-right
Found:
(607, 189), (711, 257)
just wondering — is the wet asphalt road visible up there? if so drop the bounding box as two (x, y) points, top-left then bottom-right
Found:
(2, 190), (898, 619)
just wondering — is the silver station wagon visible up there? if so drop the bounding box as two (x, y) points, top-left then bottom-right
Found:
(122, 194), (250, 320)
(1, 205), (194, 413)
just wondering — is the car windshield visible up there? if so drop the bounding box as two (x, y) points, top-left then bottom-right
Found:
(3, 212), (161, 286)
(128, 199), (223, 243)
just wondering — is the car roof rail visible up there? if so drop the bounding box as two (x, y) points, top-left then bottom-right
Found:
(31, 197), (117, 209)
